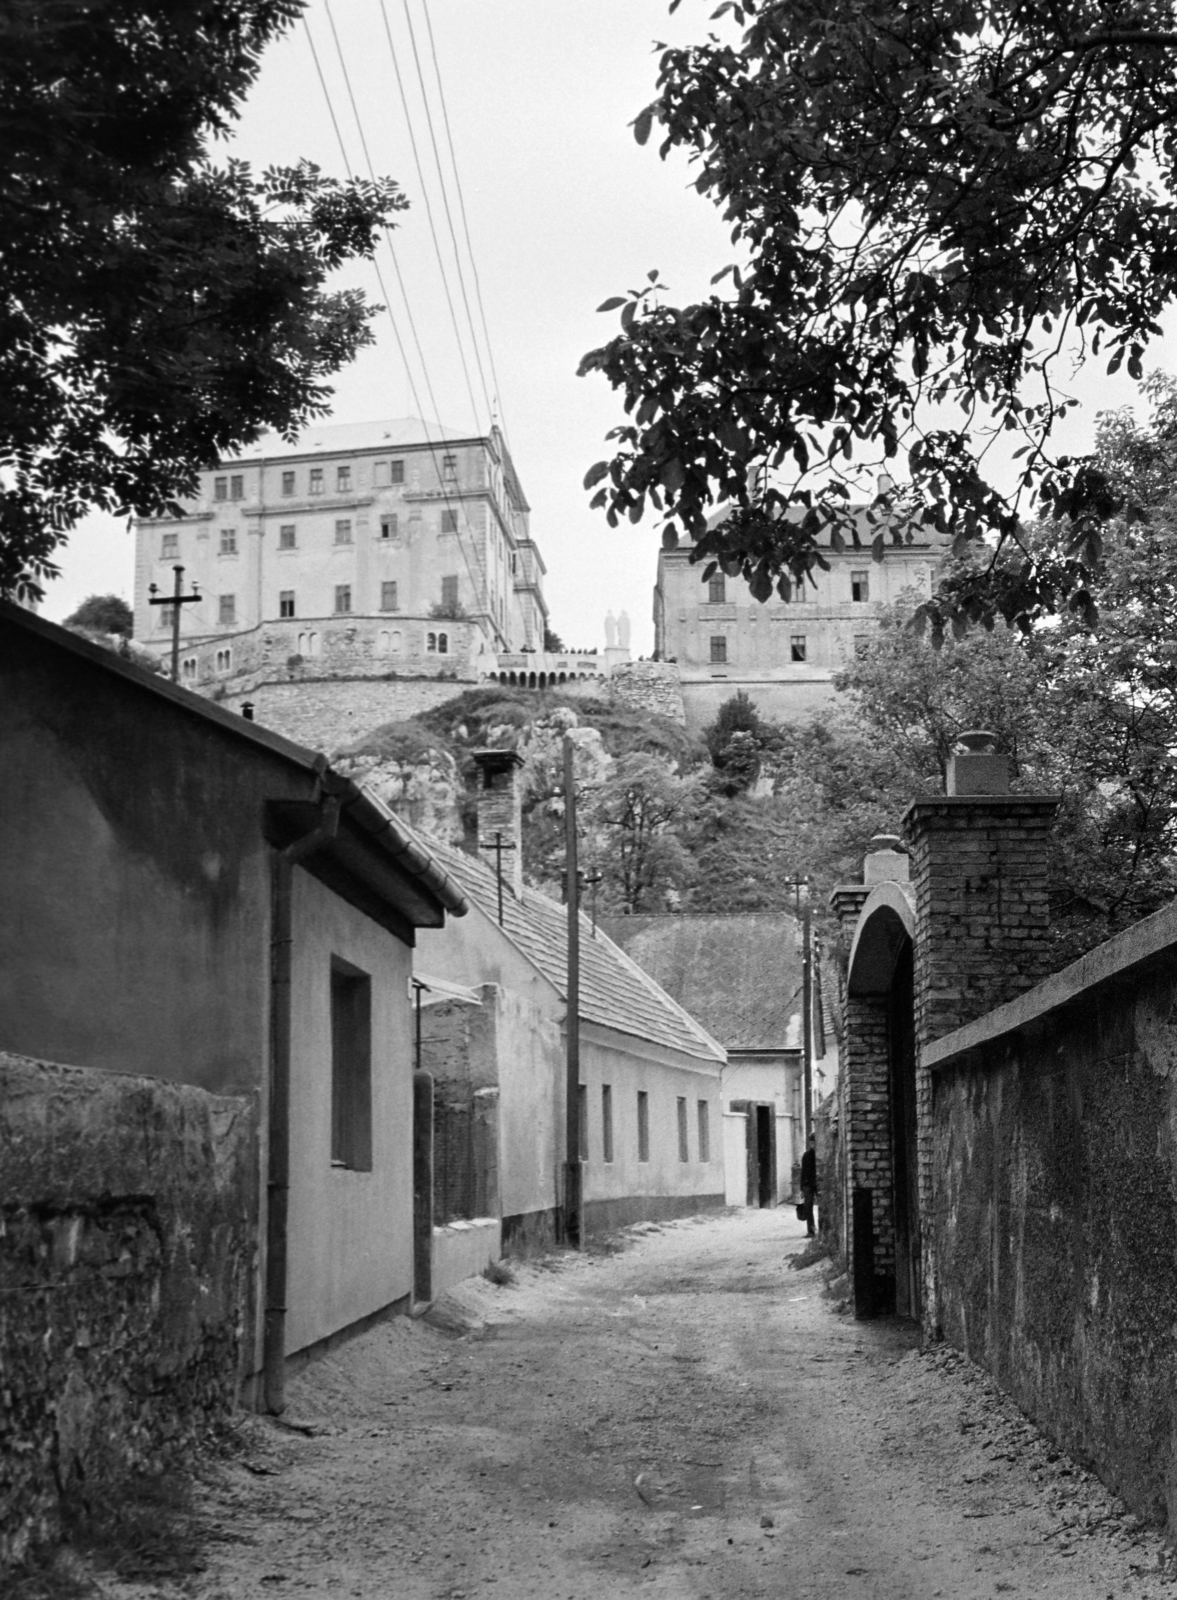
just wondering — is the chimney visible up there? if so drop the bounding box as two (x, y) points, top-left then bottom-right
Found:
(471, 748), (524, 899)
(902, 731), (1058, 1047)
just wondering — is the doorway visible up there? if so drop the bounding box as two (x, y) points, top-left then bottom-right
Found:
(742, 1103), (777, 1208)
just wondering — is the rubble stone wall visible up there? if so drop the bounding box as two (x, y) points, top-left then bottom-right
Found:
(220, 676), (473, 754)
(929, 904), (1177, 1531)
(607, 661), (686, 724)
(0, 1053), (254, 1571)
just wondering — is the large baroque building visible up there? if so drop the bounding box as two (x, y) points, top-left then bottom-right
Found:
(654, 505), (953, 730)
(133, 419), (547, 688)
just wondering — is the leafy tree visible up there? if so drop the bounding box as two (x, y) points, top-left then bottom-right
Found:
(581, 0), (1177, 632)
(63, 594), (134, 637)
(585, 752), (701, 913)
(703, 690), (764, 765)
(543, 625), (566, 653)
(2, 1), (404, 598)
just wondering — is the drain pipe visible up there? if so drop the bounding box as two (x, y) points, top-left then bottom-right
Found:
(263, 796), (340, 1415)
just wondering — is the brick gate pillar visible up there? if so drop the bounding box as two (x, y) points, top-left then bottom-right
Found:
(902, 732), (1058, 1338)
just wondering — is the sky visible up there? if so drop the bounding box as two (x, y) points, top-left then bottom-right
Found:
(40, 1), (1175, 650)
(41, 0), (743, 655)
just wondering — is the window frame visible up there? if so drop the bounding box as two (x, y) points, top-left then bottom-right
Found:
(677, 1096), (690, 1163)
(279, 590), (296, 619)
(279, 524), (297, 550)
(229, 474), (244, 501)
(218, 594), (236, 626)
(281, 470), (296, 497)
(709, 635), (728, 665)
(637, 1090), (650, 1163)
(380, 580), (398, 612)
(330, 957), (373, 1172)
(851, 569), (870, 603)
(219, 527), (237, 556)
(708, 574), (726, 603)
(334, 584), (352, 615)
(697, 1100), (710, 1163)
(602, 1084), (614, 1164)
(790, 634), (807, 662)
(334, 518), (353, 545)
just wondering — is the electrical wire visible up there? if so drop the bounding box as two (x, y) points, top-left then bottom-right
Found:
(419, 0), (511, 450)
(304, 11), (500, 634)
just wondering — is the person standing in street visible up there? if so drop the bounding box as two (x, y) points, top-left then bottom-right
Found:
(800, 1132), (818, 1237)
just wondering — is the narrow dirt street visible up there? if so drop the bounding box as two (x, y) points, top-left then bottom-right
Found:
(50, 1210), (1176, 1599)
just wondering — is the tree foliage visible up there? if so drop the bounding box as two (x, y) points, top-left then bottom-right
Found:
(585, 752), (701, 913)
(63, 594), (134, 637)
(581, 0), (1177, 631)
(1, 1), (405, 597)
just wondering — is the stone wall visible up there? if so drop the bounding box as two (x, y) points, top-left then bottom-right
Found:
(607, 661), (686, 724)
(927, 901), (1177, 1532)
(220, 675), (472, 754)
(0, 1053), (254, 1571)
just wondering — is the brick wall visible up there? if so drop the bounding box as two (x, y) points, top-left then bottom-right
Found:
(0, 1053), (254, 1571)
(843, 996), (895, 1307)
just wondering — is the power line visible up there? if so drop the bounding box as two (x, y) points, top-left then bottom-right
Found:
(303, 12), (499, 633)
(419, 0), (511, 449)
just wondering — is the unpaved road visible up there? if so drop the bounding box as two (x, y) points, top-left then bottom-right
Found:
(40, 1208), (1177, 1598)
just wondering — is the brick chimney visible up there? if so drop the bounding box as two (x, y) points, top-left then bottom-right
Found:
(471, 749), (524, 899)
(902, 731), (1058, 1047)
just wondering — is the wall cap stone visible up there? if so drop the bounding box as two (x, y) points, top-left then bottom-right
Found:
(924, 895), (1177, 1071)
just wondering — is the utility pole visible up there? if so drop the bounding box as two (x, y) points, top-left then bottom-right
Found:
(148, 564), (201, 683)
(786, 874), (814, 1142)
(479, 829), (516, 925)
(563, 733), (581, 1248)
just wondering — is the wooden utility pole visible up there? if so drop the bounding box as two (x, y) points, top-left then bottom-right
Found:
(148, 564), (201, 682)
(786, 874), (814, 1142)
(563, 733), (581, 1248)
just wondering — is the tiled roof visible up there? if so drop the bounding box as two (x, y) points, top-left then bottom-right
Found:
(602, 913), (803, 1053)
(425, 842), (725, 1064)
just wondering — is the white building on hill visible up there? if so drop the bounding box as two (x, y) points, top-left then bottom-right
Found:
(132, 419), (548, 688)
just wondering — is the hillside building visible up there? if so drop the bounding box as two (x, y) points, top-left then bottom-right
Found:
(132, 418), (547, 689)
(654, 505), (953, 731)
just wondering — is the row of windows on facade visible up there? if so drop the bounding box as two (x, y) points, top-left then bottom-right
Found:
(160, 576), (460, 631)
(210, 454), (459, 503)
(579, 1085), (711, 1166)
(708, 633), (871, 664)
(177, 624), (451, 681)
(159, 511), (463, 563)
(706, 571), (872, 604)
(322, 958), (714, 1176)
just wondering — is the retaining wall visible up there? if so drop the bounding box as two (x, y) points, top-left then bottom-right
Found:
(0, 1053), (254, 1570)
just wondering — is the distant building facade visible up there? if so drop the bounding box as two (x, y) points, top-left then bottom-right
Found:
(654, 505), (953, 731)
(132, 418), (547, 689)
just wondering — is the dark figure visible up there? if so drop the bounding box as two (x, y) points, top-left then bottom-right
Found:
(800, 1133), (818, 1237)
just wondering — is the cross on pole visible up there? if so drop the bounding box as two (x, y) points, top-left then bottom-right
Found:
(148, 564), (202, 683)
(478, 830), (517, 925)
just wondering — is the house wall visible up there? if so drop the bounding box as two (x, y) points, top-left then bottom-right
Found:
(284, 870), (415, 1357)
(1, 1053), (253, 1572)
(927, 903), (1177, 1531)
(0, 618), (310, 1097)
(722, 1054), (804, 1205)
(579, 1028), (725, 1233)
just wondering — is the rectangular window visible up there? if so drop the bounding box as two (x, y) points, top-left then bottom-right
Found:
(330, 959), (372, 1171)
(697, 1100), (710, 1163)
(381, 580), (398, 612)
(677, 1097), (689, 1162)
(161, 533), (178, 558)
(578, 1084), (588, 1161)
(709, 635), (727, 664)
(334, 584), (352, 614)
(374, 460), (390, 487)
(279, 590), (295, 618)
(279, 523), (296, 549)
(218, 594), (236, 626)
(334, 519), (353, 544)
(158, 605), (175, 630)
(281, 470), (295, 496)
(441, 508), (459, 534)
(380, 514), (398, 540)
(309, 467), (324, 495)
(708, 575), (726, 603)
(390, 458), (404, 484)
(791, 634), (807, 662)
(230, 475), (244, 501)
(219, 527), (237, 555)
(637, 1090), (650, 1163)
(602, 1084), (614, 1164)
(336, 464), (352, 493)
(441, 574), (459, 610)
(442, 453), (458, 480)
(213, 476), (227, 501)
(851, 569), (870, 603)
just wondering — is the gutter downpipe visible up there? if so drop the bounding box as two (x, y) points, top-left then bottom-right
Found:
(263, 793), (340, 1415)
